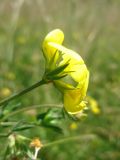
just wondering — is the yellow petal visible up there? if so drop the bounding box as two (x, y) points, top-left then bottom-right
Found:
(77, 70), (89, 98)
(48, 42), (84, 64)
(63, 72), (89, 114)
(42, 29), (64, 63)
(63, 89), (86, 114)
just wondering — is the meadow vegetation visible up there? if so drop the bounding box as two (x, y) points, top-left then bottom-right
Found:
(0, 0), (120, 159)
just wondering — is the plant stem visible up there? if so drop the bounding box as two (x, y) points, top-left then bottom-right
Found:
(0, 121), (17, 126)
(43, 134), (96, 148)
(0, 79), (47, 107)
(1, 104), (62, 122)
(32, 147), (40, 160)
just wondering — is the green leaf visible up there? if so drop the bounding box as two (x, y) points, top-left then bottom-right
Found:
(43, 124), (63, 133)
(37, 108), (64, 133)
(10, 121), (35, 132)
(12, 124), (35, 131)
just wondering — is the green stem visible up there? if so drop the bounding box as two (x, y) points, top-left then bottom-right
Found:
(0, 121), (17, 127)
(0, 79), (47, 107)
(43, 134), (96, 148)
(0, 133), (8, 138)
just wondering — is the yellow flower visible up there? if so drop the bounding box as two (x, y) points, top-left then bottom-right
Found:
(69, 122), (78, 130)
(42, 29), (89, 114)
(87, 96), (101, 114)
(0, 87), (12, 98)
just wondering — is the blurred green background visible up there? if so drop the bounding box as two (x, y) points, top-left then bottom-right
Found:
(0, 0), (120, 159)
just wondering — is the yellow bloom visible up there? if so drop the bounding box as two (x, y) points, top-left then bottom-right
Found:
(69, 122), (78, 130)
(42, 29), (89, 114)
(0, 87), (12, 98)
(87, 96), (101, 114)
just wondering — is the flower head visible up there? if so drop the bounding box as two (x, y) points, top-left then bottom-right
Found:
(30, 138), (43, 148)
(42, 29), (89, 114)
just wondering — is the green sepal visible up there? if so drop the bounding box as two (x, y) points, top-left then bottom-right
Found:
(46, 62), (69, 77)
(46, 74), (67, 80)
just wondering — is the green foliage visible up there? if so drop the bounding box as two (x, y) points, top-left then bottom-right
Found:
(37, 108), (64, 133)
(0, 0), (120, 159)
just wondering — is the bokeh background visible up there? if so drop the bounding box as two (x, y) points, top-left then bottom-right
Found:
(0, 0), (120, 159)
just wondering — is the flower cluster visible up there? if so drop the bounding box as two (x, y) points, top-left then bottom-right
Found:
(42, 29), (89, 114)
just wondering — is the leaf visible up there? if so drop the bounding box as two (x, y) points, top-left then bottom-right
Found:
(12, 124), (35, 131)
(36, 112), (46, 120)
(36, 108), (64, 133)
(10, 121), (35, 132)
(43, 124), (63, 133)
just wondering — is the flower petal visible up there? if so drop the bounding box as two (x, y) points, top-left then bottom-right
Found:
(42, 29), (64, 63)
(63, 89), (86, 114)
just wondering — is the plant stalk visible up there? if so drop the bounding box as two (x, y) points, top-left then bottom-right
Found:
(0, 79), (47, 107)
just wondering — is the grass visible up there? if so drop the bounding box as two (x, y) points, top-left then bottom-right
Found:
(0, 0), (120, 159)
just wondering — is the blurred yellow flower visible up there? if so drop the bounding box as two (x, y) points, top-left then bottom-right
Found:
(87, 96), (101, 114)
(69, 122), (78, 130)
(42, 29), (89, 114)
(0, 87), (12, 98)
